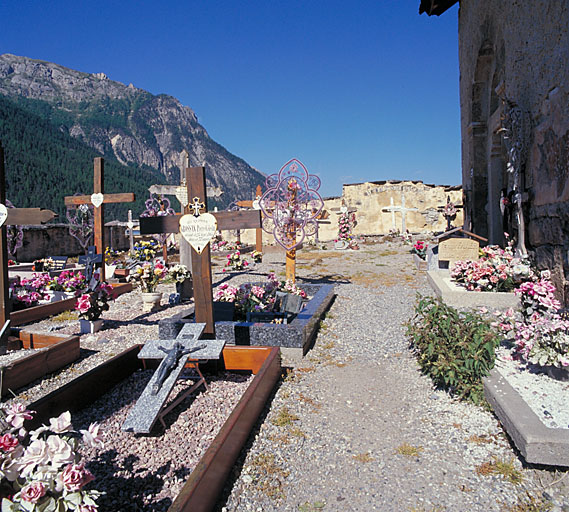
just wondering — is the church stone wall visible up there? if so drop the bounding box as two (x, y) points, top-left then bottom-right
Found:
(458, 0), (569, 299)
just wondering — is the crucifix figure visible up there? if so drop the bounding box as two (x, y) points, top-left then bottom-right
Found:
(139, 166), (261, 335)
(78, 246), (102, 285)
(381, 193), (418, 233)
(122, 322), (225, 433)
(64, 158), (135, 281)
(438, 195), (463, 232)
(0, 141), (57, 350)
(235, 184), (264, 253)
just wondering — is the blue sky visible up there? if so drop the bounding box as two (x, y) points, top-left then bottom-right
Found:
(1, 1), (460, 198)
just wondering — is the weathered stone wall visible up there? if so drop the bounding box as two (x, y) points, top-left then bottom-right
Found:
(238, 180), (462, 245)
(13, 224), (130, 261)
(458, 0), (569, 299)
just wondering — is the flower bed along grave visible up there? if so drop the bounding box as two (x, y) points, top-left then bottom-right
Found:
(21, 344), (281, 512)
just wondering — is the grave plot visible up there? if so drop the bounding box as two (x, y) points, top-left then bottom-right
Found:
(160, 283), (335, 355)
(0, 329), (80, 397)
(23, 344), (280, 512)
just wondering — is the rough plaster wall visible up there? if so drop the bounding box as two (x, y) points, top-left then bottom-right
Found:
(239, 181), (463, 245)
(458, 0), (569, 298)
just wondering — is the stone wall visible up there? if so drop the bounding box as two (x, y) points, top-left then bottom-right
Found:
(458, 0), (569, 299)
(238, 180), (463, 245)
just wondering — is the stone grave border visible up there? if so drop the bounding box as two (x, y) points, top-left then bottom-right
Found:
(10, 282), (132, 326)
(426, 270), (519, 309)
(159, 283), (336, 356)
(484, 368), (569, 467)
(2, 330), (80, 397)
(25, 344), (281, 512)
(412, 253), (427, 271)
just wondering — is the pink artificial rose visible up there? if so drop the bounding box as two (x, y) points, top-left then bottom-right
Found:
(19, 439), (49, 477)
(49, 411), (72, 434)
(46, 435), (75, 467)
(60, 463), (95, 491)
(5, 403), (34, 429)
(0, 433), (19, 452)
(76, 294), (92, 314)
(20, 481), (46, 503)
(80, 423), (104, 449)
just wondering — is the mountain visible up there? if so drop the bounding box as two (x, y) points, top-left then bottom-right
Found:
(0, 53), (265, 211)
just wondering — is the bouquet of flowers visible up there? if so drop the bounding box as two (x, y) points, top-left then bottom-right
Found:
(130, 240), (159, 262)
(75, 282), (114, 321)
(0, 404), (103, 512)
(251, 251), (263, 263)
(411, 240), (428, 260)
(167, 264), (191, 283)
(46, 271), (87, 293)
(32, 258), (55, 272)
(128, 261), (167, 293)
(222, 251), (249, 272)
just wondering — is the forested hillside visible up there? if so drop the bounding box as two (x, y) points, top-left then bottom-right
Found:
(0, 94), (168, 222)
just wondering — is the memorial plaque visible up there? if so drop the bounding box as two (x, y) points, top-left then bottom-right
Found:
(90, 193), (104, 208)
(179, 213), (217, 254)
(0, 204), (7, 227)
(438, 237), (479, 267)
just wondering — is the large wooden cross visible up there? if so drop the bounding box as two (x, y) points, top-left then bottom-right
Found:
(139, 166), (261, 336)
(0, 141), (57, 348)
(64, 158), (135, 281)
(235, 184), (263, 253)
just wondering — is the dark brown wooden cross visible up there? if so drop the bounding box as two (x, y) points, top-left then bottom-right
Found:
(139, 166), (261, 336)
(64, 158), (135, 281)
(0, 142), (57, 349)
(235, 184), (263, 253)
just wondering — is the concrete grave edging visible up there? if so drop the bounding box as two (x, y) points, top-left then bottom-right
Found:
(427, 270), (520, 309)
(484, 368), (569, 467)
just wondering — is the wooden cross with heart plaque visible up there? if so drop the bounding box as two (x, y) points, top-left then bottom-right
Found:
(0, 142), (57, 349)
(139, 166), (261, 336)
(64, 157), (135, 281)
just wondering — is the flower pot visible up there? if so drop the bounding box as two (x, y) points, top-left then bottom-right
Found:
(79, 318), (104, 334)
(141, 292), (163, 312)
(176, 279), (193, 300)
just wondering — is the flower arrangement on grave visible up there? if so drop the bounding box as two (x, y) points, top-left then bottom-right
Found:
(130, 240), (159, 262)
(128, 261), (167, 293)
(222, 251), (249, 272)
(7, 260), (16, 266)
(214, 272), (308, 319)
(0, 405), (103, 512)
(32, 258), (55, 272)
(167, 264), (192, 283)
(411, 240), (428, 260)
(75, 282), (114, 321)
(450, 243), (533, 292)
(494, 273), (569, 368)
(336, 212), (359, 250)
(251, 250), (263, 263)
(401, 230), (412, 244)
(210, 240), (241, 252)
(46, 270), (88, 293)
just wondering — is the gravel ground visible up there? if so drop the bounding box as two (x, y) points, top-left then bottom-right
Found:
(6, 240), (569, 512)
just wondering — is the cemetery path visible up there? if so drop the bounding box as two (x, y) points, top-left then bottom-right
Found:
(218, 244), (569, 512)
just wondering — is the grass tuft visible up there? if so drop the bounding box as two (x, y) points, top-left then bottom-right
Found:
(395, 442), (423, 457)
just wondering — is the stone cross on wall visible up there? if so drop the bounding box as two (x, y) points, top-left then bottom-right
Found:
(64, 158), (135, 281)
(381, 193), (418, 233)
(0, 142), (57, 343)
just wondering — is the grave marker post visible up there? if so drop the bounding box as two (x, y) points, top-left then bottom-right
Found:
(0, 142), (57, 348)
(64, 158), (135, 281)
(236, 184), (263, 253)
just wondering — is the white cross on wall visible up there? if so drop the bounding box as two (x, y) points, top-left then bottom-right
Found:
(381, 193), (418, 232)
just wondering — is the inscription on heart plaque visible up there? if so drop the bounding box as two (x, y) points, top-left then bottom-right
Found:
(0, 204), (7, 227)
(179, 213), (217, 254)
(91, 193), (104, 208)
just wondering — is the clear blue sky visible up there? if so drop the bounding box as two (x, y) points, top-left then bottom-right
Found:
(1, 0), (460, 198)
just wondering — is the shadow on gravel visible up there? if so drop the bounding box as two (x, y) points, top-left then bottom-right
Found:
(300, 273), (351, 285)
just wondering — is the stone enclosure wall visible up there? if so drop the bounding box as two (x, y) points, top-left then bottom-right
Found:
(458, 0), (569, 299)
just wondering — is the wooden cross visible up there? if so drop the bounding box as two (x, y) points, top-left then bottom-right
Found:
(64, 158), (135, 281)
(235, 184), (263, 253)
(381, 193), (418, 233)
(139, 166), (261, 336)
(0, 141), (57, 348)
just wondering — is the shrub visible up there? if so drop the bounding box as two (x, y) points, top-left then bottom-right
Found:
(405, 295), (500, 404)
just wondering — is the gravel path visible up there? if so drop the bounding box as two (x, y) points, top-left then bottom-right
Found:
(7, 241), (569, 511)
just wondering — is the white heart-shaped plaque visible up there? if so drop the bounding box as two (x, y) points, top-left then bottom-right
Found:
(179, 213), (218, 254)
(0, 204), (8, 227)
(91, 193), (104, 208)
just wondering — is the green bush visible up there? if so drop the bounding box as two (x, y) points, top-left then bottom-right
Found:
(405, 295), (500, 404)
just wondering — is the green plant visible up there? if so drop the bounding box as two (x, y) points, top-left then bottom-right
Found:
(405, 295), (500, 404)
(270, 407), (299, 427)
(476, 457), (523, 485)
